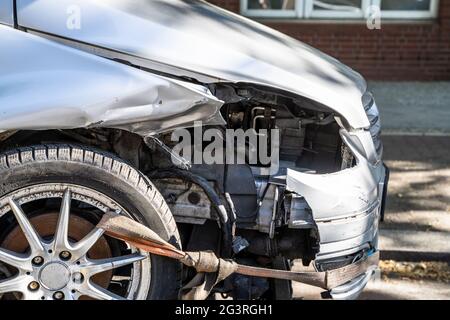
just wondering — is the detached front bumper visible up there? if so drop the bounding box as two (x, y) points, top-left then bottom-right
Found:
(287, 128), (389, 300)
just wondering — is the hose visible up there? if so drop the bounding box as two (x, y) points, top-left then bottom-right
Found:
(147, 169), (234, 257)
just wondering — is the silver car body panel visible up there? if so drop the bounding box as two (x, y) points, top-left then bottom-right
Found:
(330, 269), (377, 300)
(0, 25), (225, 136)
(287, 129), (385, 260)
(16, 0), (370, 129)
(0, 0), (14, 26)
(286, 125), (384, 299)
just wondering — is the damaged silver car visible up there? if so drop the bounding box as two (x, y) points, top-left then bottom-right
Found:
(0, 0), (388, 300)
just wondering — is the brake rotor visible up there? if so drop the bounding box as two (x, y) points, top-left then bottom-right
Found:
(1, 212), (113, 289)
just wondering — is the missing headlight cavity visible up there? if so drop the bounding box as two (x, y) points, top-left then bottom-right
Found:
(215, 84), (354, 175)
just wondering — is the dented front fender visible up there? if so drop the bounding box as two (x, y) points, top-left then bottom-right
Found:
(0, 25), (225, 136)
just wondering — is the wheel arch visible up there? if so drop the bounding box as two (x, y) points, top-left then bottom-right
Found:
(0, 129), (147, 170)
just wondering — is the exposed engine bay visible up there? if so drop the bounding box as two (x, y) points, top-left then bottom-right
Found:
(0, 84), (369, 299)
(151, 85), (351, 263)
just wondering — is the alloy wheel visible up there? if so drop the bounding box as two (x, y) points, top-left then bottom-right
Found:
(0, 185), (151, 300)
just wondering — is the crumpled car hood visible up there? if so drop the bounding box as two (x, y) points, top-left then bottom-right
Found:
(17, 0), (370, 128)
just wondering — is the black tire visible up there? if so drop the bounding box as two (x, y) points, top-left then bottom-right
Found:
(0, 144), (181, 300)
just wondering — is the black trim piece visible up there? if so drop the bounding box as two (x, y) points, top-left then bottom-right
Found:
(12, 0), (18, 28)
(380, 163), (390, 222)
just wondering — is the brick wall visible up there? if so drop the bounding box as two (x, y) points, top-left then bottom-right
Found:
(208, 0), (450, 81)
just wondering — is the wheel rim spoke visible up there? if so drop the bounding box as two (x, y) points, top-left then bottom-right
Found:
(2, 185), (150, 300)
(80, 281), (126, 300)
(80, 253), (146, 277)
(8, 199), (44, 254)
(53, 189), (72, 252)
(0, 248), (29, 269)
(60, 289), (76, 300)
(71, 227), (105, 261)
(0, 275), (28, 294)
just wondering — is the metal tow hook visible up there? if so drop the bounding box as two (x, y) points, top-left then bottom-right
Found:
(97, 212), (379, 300)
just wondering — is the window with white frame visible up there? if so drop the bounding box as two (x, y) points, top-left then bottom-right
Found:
(241, 0), (439, 19)
(305, 0), (371, 18)
(373, 0), (439, 19)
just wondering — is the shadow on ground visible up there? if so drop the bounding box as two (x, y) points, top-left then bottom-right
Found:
(382, 135), (450, 232)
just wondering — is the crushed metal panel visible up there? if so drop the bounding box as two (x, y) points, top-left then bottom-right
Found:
(286, 130), (383, 221)
(286, 129), (385, 256)
(287, 162), (381, 255)
(0, 0), (14, 26)
(286, 164), (379, 221)
(0, 26), (225, 136)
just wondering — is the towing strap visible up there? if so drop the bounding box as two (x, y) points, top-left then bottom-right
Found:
(97, 212), (379, 300)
